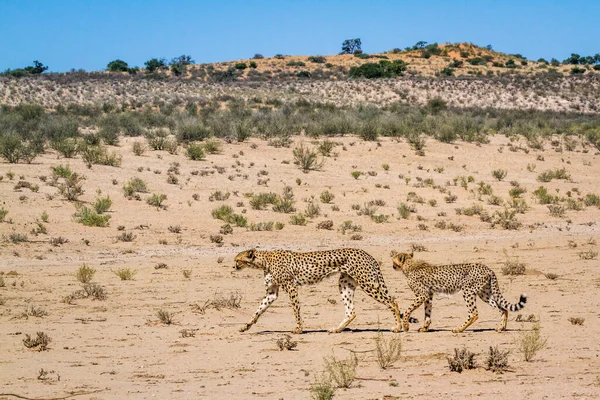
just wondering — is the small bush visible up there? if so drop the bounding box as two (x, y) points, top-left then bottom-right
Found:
(320, 190), (335, 204)
(305, 203), (321, 218)
(94, 196), (112, 214)
(290, 213), (307, 226)
(23, 332), (52, 351)
(9, 233), (29, 243)
(186, 143), (206, 160)
(117, 232), (136, 242)
(132, 141), (146, 156)
(578, 250), (598, 260)
(76, 264), (96, 283)
(502, 256), (526, 276)
(492, 169), (507, 181)
(310, 374), (335, 400)
(73, 206), (111, 227)
(293, 143), (323, 173)
(486, 346), (510, 373)
(123, 177), (148, 198)
(147, 193), (168, 209)
(317, 220), (334, 230)
(517, 322), (547, 361)
(448, 347), (477, 373)
(204, 139), (222, 154)
(491, 209), (522, 230)
(324, 353), (358, 388)
(113, 267), (137, 280)
(211, 205), (247, 227)
(276, 334), (298, 351)
(568, 317), (584, 325)
(157, 309), (174, 325)
(0, 207), (8, 222)
(375, 331), (402, 370)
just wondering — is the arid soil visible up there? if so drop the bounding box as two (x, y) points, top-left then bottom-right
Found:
(1, 135), (599, 399)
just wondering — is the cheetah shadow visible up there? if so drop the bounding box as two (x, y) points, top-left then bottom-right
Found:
(253, 327), (522, 335)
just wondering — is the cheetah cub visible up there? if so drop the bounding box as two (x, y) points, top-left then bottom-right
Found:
(392, 252), (526, 333)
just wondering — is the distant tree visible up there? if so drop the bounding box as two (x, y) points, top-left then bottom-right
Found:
(505, 59), (516, 68)
(564, 53), (581, 65)
(550, 58), (560, 66)
(449, 59), (463, 68)
(25, 60), (48, 75)
(594, 54), (600, 64)
(537, 58), (548, 64)
(107, 59), (129, 72)
(170, 55), (195, 66)
(570, 66), (586, 74)
(144, 58), (167, 73)
(168, 55), (194, 77)
(439, 67), (454, 76)
(485, 44), (493, 50)
(252, 54), (264, 59)
(414, 41), (427, 49)
(581, 56), (595, 65)
(341, 38), (362, 54)
(3, 60), (48, 77)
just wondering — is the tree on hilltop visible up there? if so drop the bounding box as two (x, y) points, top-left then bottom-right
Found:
(107, 59), (129, 72)
(144, 58), (167, 73)
(341, 38), (362, 54)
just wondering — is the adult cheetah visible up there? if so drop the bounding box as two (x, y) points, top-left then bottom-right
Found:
(392, 252), (526, 333)
(234, 248), (403, 334)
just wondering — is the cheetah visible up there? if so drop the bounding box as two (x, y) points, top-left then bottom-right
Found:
(234, 248), (403, 334)
(392, 252), (526, 333)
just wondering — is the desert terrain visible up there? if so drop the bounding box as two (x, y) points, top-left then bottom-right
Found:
(1, 129), (600, 399)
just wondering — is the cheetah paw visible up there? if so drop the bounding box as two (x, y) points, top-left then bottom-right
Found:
(391, 326), (402, 333)
(239, 323), (251, 332)
(451, 327), (464, 333)
(291, 327), (303, 334)
(418, 327), (429, 332)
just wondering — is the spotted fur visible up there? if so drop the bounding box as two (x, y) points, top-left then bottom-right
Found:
(392, 252), (526, 333)
(234, 248), (403, 334)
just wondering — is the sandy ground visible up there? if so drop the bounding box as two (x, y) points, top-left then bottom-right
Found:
(1, 135), (599, 399)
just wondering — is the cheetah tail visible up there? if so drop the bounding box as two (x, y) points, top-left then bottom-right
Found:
(491, 275), (527, 312)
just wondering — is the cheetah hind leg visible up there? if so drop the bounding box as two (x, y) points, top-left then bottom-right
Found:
(478, 286), (507, 332)
(359, 281), (402, 333)
(329, 273), (357, 333)
(452, 291), (479, 333)
(418, 293), (433, 332)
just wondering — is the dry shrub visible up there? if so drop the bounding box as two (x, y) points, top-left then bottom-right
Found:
(309, 374), (335, 400)
(23, 332), (51, 351)
(113, 267), (137, 280)
(75, 264), (96, 283)
(276, 334), (298, 351)
(448, 347), (477, 373)
(374, 331), (402, 369)
(517, 321), (547, 361)
(157, 309), (175, 325)
(486, 346), (510, 373)
(324, 353), (358, 388)
(568, 317), (584, 325)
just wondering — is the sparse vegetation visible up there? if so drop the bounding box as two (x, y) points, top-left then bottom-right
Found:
(448, 347), (477, 373)
(113, 267), (137, 280)
(517, 322), (547, 361)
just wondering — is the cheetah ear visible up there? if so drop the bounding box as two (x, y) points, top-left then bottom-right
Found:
(247, 249), (255, 260)
(409, 250), (414, 259)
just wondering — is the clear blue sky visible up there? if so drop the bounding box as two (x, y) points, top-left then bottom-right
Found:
(1, 0), (598, 73)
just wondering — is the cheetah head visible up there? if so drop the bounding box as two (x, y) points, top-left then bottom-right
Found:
(392, 251), (414, 271)
(234, 249), (259, 270)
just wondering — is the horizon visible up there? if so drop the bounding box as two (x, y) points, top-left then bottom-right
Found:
(1, 0), (599, 73)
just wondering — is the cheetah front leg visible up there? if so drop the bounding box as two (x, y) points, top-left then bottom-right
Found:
(403, 295), (427, 332)
(452, 290), (479, 333)
(239, 283), (279, 332)
(329, 273), (357, 333)
(283, 283), (303, 334)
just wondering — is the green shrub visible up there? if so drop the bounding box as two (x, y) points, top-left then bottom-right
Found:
(176, 117), (210, 142)
(348, 60), (407, 78)
(73, 206), (111, 227)
(204, 139), (222, 154)
(320, 190), (335, 204)
(93, 196), (112, 214)
(0, 207), (8, 222)
(308, 56), (327, 63)
(290, 213), (307, 226)
(75, 264), (96, 283)
(123, 178), (148, 198)
(147, 193), (167, 209)
(234, 62), (247, 70)
(211, 205), (247, 227)
(186, 143), (205, 160)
